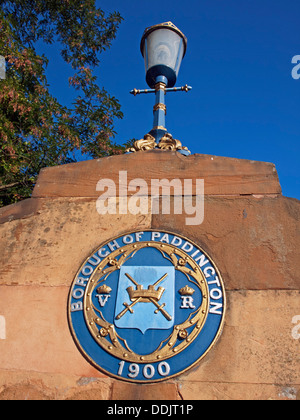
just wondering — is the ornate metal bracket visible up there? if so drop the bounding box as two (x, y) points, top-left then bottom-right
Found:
(125, 132), (190, 154)
(128, 78), (192, 155)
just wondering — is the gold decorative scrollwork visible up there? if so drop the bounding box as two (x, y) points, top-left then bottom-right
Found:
(83, 241), (209, 364)
(157, 132), (189, 152)
(125, 132), (190, 154)
(125, 134), (156, 153)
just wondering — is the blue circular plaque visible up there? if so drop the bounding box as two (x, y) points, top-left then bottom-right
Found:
(68, 230), (226, 383)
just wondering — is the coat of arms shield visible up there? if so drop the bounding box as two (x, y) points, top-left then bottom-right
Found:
(114, 266), (175, 333)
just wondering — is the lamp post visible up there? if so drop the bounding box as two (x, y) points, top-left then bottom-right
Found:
(127, 22), (192, 155)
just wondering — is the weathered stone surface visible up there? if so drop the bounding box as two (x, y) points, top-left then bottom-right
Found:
(111, 381), (179, 400)
(1, 187), (298, 292)
(180, 291), (300, 386)
(0, 383), (50, 400)
(0, 285), (102, 377)
(64, 379), (111, 400)
(0, 370), (112, 400)
(0, 197), (43, 224)
(178, 382), (299, 400)
(0, 153), (298, 400)
(0, 286), (298, 394)
(152, 195), (300, 290)
(31, 151), (281, 198)
(0, 198), (151, 286)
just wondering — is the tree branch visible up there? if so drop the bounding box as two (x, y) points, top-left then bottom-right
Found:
(0, 181), (23, 191)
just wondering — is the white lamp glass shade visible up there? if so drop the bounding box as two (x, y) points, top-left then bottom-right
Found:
(143, 29), (184, 77)
(141, 22), (187, 88)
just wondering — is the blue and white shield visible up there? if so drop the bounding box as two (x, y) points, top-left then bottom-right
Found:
(114, 265), (175, 334)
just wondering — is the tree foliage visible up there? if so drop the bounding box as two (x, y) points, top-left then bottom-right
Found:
(0, 0), (128, 206)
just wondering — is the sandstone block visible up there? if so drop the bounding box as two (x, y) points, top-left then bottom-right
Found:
(32, 151), (281, 198)
(152, 195), (300, 290)
(0, 198), (151, 287)
(0, 153), (298, 400)
(111, 381), (179, 400)
(180, 290), (300, 386)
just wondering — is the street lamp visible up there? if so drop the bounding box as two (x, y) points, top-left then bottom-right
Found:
(141, 21), (187, 89)
(127, 22), (192, 155)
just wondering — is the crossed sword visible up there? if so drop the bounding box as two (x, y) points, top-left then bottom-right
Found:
(115, 273), (172, 321)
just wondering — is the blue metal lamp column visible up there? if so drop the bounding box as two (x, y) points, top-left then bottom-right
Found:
(150, 76), (168, 142)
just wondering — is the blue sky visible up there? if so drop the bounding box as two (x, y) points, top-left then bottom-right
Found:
(44, 0), (300, 200)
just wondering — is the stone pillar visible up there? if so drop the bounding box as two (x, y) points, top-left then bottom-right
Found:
(0, 151), (299, 400)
